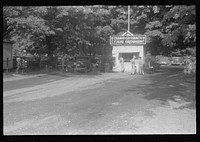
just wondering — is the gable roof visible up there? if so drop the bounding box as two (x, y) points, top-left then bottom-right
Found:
(122, 31), (134, 36)
(116, 31), (134, 36)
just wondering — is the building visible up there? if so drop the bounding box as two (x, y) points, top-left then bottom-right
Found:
(3, 40), (14, 70)
(110, 31), (146, 72)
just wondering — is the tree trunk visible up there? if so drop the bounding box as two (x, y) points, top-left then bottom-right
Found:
(46, 35), (53, 57)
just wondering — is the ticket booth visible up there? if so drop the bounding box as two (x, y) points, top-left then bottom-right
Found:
(110, 31), (146, 72)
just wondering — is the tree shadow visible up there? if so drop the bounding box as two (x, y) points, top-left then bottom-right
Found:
(44, 70), (104, 78)
(125, 66), (196, 110)
(46, 69), (121, 77)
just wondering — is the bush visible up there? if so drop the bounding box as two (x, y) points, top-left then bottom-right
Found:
(183, 57), (196, 75)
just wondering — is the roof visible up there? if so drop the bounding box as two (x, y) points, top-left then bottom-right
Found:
(3, 40), (14, 44)
(114, 31), (134, 36)
(121, 31), (134, 36)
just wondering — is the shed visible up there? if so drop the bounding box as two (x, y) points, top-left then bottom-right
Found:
(3, 40), (14, 69)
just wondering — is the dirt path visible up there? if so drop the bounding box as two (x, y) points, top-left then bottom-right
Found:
(3, 67), (196, 134)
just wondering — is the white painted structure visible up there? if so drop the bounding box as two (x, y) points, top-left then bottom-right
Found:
(111, 31), (146, 72)
(112, 45), (144, 72)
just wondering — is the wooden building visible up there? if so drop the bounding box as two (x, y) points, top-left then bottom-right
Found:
(3, 41), (14, 70)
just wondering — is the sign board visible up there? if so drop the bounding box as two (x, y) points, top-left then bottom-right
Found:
(110, 35), (146, 46)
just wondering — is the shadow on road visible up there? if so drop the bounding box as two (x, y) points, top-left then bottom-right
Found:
(127, 66), (196, 110)
(46, 70), (120, 77)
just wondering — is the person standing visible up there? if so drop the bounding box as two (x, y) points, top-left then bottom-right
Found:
(138, 56), (144, 75)
(135, 57), (139, 74)
(61, 55), (66, 71)
(16, 57), (21, 74)
(21, 57), (27, 74)
(130, 56), (136, 75)
(119, 57), (125, 72)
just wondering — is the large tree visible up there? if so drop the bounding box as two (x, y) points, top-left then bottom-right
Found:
(144, 5), (196, 56)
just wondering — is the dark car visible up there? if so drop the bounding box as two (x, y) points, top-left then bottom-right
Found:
(73, 56), (91, 72)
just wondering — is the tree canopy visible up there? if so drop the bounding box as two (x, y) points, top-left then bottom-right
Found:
(3, 5), (196, 58)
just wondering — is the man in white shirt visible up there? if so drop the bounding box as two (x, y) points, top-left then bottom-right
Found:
(130, 56), (136, 75)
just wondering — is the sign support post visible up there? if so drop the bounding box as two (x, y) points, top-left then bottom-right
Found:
(128, 5), (130, 32)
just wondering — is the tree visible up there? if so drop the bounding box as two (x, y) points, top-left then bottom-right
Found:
(144, 5), (196, 56)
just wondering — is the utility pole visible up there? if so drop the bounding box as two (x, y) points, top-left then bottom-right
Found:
(128, 5), (130, 32)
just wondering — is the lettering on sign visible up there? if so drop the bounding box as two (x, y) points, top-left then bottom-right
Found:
(114, 40), (124, 44)
(110, 35), (146, 45)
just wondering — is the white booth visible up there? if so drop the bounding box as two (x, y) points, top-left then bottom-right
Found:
(110, 31), (146, 72)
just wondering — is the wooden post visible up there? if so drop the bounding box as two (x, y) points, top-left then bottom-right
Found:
(128, 5), (130, 32)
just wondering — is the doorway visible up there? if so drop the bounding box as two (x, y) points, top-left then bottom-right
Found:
(118, 52), (139, 72)
(119, 52), (139, 62)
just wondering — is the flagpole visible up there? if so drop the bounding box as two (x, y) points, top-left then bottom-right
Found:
(128, 5), (130, 32)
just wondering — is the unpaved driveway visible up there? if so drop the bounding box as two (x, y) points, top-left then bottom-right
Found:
(3, 67), (196, 134)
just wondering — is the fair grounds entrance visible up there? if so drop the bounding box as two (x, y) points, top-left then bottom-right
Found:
(110, 31), (146, 72)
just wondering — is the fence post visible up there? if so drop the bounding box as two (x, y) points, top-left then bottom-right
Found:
(6, 58), (9, 73)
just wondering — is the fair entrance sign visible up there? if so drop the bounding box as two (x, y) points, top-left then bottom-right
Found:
(110, 35), (146, 46)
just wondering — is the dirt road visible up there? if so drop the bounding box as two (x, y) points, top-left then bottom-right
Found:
(3, 66), (196, 134)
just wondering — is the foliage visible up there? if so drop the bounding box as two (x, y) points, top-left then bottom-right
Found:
(144, 5), (196, 56)
(3, 5), (196, 62)
(183, 58), (196, 75)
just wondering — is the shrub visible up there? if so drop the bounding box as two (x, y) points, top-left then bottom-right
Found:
(183, 57), (196, 75)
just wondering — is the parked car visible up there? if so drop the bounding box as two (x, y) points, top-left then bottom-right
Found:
(171, 57), (183, 66)
(73, 56), (91, 73)
(159, 61), (168, 65)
